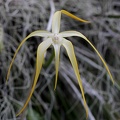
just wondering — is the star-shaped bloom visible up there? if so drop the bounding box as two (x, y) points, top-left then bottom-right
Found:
(7, 10), (114, 117)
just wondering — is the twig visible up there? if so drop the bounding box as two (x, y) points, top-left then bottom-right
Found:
(46, 0), (55, 31)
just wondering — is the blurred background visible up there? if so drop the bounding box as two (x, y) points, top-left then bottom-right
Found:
(0, 0), (120, 120)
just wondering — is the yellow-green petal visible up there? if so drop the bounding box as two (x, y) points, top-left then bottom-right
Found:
(53, 44), (60, 90)
(61, 10), (90, 23)
(52, 11), (61, 34)
(6, 30), (52, 81)
(62, 38), (88, 117)
(16, 38), (52, 116)
(60, 31), (114, 84)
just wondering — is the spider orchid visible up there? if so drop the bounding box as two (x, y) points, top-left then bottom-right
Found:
(6, 10), (114, 117)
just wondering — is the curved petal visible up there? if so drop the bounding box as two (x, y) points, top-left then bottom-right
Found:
(6, 30), (52, 81)
(61, 10), (90, 23)
(16, 38), (52, 116)
(52, 11), (61, 34)
(53, 44), (60, 90)
(60, 31), (114, 84)
(62, 38), (88, 117)
(59, 31), (88, 38)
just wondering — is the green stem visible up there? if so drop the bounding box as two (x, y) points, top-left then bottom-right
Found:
(43, 48), (55, 68)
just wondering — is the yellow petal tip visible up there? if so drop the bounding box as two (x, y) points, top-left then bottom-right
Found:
(61, 10), (90, 23)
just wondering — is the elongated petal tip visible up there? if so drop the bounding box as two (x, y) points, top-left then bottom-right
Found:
(61, 10), (91, 23)
(54, 86), (56, 91)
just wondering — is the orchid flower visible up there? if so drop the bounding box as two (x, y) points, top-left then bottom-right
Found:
(6, 10), (114, 117)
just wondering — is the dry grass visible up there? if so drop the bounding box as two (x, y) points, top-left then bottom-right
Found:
(0, 0), (120, 120)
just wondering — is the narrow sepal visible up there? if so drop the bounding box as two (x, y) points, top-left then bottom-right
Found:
(62, 38), (88, 117)
(6, 30), (52, 81)
(60, 31), (114, 84)
(52, 11), (61, 34)
(53, 44), (60, 90)
(16, 38), (52, 116)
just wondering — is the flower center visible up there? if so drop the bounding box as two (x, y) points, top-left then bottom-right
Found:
(52, 33), (60, 44)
